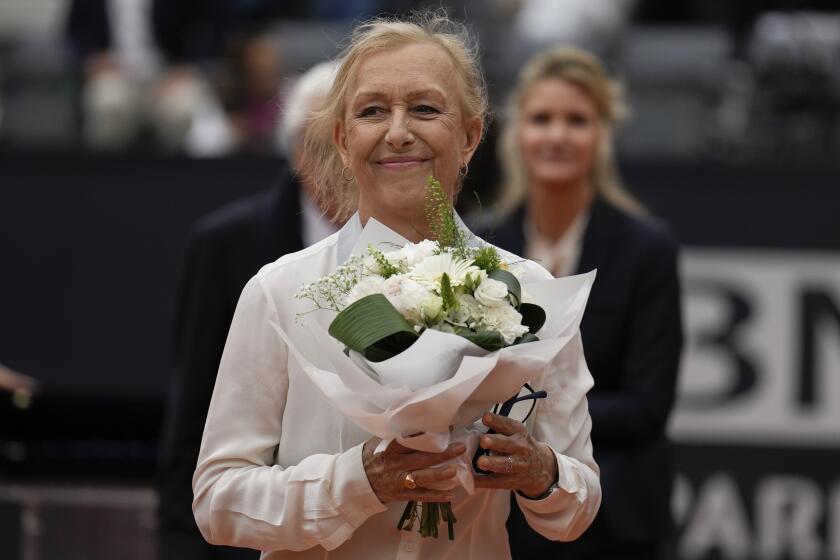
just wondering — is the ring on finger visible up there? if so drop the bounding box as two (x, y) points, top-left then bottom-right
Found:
(506, 456), (513, 473)
(402, 471), (417, 490)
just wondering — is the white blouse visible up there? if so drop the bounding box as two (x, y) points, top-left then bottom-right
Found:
(525, 209), (590, 278)
(192, 214), (601, 559)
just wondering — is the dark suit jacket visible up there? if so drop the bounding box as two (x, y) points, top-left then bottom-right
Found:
(483, 198), (683, 557)
(66, 0), (111, 59)
(157, 166), (304, 560)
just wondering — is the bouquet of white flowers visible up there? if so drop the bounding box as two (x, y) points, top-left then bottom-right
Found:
(297, 179), (546, 369)
(292, 178), (595, 539)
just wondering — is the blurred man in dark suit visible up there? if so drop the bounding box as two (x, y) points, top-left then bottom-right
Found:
(156, 61), (339, 560)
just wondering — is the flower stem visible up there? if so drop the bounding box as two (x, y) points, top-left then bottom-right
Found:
(397, 500), (415, 531)
(442, 502), (457, 540)
(398, 500), (456, 539)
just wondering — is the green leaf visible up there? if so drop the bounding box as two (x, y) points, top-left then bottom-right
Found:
(363, 331), (419, 362)
(487, 269), (522, 308)
(440, 272), (458, 312)
(328, 294), (418, 357)
(518, 302), (546, 334)
(460, 330), (506, 351)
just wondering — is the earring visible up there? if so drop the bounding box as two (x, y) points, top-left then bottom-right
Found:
(341, 166), (355, 182)
(459, 163), (469, 177)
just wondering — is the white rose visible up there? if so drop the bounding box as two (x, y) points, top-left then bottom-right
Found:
(473, 278), (510, 307)
(345, 274), (385, 305)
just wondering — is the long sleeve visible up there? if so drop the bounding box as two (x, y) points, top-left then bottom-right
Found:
(192, 275), (387, 552)
(515, 333), (601, 541)
(587, 233), (683, 444)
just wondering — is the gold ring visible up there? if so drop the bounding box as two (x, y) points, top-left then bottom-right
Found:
(506, 456), (513, 473)
(402, 472), (417, 490)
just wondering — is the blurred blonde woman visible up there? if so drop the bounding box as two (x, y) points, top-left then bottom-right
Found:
(486, 46), (683, 559)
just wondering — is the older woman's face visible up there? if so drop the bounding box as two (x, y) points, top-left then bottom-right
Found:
(335, 42), (481, 228)
(518, 78), (601, 190)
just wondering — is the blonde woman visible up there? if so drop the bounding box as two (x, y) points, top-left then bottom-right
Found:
(192, 14), (601, 559)
(487, 47), (683, 559)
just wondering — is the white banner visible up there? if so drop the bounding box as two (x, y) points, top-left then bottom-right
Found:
(670, 249), (840, 446)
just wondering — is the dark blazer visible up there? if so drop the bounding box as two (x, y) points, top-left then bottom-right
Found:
(157, 166), (304, 560)
(483, 198), (683, 558)
(66, 0), (111, 59)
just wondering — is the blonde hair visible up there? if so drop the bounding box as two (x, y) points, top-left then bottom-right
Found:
(496, 46), (645, 216)
(302, 11), (489, 222)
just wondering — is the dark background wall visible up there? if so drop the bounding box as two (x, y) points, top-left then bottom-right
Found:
(1, 153), (839, 558)
(3, 153), (835, 403)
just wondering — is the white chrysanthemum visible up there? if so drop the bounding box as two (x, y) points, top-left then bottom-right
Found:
(409, 253), (482, 289)
(345, 274), (385, 306)
(477, 304), (529, 345)
(473, 278), (509, 307)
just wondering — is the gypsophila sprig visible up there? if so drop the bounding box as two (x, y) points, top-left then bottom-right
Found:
(294, 254), (367, 318)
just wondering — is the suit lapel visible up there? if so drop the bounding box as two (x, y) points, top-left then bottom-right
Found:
(267, 165), (304, 256)
(575, 198), (615, 276)
(491, 206), (527, 256)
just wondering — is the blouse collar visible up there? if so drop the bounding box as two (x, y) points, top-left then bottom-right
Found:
(336, 211), (478, 265)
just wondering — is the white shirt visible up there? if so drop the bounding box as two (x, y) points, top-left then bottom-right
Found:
(193, 214), (601, 559)
(525, 210), (590, 278)
(107, 0), (160, 79)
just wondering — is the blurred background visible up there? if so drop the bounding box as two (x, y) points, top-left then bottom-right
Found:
(1, 1), (838, 559)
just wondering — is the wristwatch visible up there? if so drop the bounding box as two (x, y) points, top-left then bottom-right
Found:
(519, 479), (558, 501)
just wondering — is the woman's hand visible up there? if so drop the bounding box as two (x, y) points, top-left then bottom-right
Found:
(473, 412), (559, 498)
(362, 438), (466, 504)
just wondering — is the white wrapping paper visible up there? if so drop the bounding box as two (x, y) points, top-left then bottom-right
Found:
(276, 219), (596, 493)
